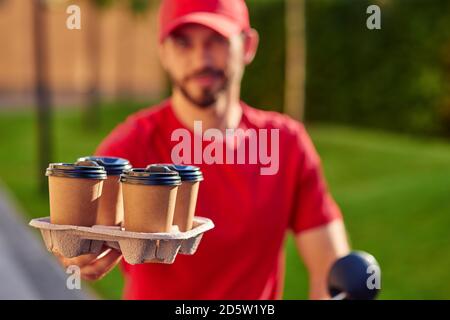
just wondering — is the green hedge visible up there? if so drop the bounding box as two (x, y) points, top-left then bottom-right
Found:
(242, 0), (286, 113)
(306, 0), (450, 135)
(241, 0), (450, 136)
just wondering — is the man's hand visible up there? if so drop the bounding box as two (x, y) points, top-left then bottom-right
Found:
(295, 220), (350, 300)
(56, 246), (122, 281)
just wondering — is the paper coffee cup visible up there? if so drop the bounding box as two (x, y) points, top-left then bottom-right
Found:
(152, 165), (203, 232)
(121, 165), (181, 233)
(46, 161), (107, 226)
(78, 156), (131, 226)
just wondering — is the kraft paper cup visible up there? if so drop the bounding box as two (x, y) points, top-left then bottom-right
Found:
(46, 161), (107, 227)
(151, 165), (203, 232)
(78, 156), (131, 226)
(121, 165), (181, 233)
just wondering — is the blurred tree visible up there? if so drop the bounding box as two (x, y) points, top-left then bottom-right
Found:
(284, 0), (306, 121)
(86, 0), (155, 126)
(128, 0), (152, 13)
(84, 0), (116, 130)
(116, 0), (155, 102)
(33, 0), (53, 192)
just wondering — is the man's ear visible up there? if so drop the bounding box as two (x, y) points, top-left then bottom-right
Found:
(243, 29), (259, 65)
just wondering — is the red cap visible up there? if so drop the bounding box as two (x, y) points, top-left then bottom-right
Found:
(158, 0), (251, 42)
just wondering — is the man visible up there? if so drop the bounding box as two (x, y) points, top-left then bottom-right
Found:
(58, 0), (350, 299)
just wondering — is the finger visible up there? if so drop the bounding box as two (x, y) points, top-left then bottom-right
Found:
(58, 253), (100, 269)
(81, 249), (122, 281)
(81, 250), (122, 281)
(55, 246), (113, 269)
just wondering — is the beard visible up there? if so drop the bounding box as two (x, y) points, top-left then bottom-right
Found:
(170, 67), (229, 108)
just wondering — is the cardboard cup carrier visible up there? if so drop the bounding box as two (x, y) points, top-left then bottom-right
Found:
(30, 163), (213, 265)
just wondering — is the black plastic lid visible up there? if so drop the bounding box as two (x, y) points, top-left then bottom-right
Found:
(120, 165), (181, 186)
(77, 156), (131, 175)
(46, 161), (107, 180)
(149, 164), (204, 182)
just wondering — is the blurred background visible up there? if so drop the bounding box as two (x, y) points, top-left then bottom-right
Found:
(0, 0), (449, 299)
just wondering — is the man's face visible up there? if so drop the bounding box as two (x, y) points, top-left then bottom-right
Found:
(159, 24), (245, 108)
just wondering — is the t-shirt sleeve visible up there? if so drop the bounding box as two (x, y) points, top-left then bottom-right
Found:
(288, 123), (343, 235)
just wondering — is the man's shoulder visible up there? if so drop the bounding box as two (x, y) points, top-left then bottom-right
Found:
(242, 103), (316, 159)
(107, 100), (172, 137)
(242, 103), (307, 137)
(95, 100), (170, 157)
(124, 100), (171, 128)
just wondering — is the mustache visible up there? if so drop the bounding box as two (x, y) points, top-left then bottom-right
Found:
(184, 68), (225, 82)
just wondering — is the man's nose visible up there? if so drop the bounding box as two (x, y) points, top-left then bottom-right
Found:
(191, 43), (213, 70)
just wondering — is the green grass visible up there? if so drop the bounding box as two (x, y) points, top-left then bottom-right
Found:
(1, 104), (450, 299)
(284, 125), (450, 299)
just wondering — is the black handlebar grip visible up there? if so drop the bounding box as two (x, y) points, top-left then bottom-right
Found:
(328, 251), (381, 300)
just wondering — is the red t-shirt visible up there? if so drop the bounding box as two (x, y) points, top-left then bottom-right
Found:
(95, 99), (342, 300)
